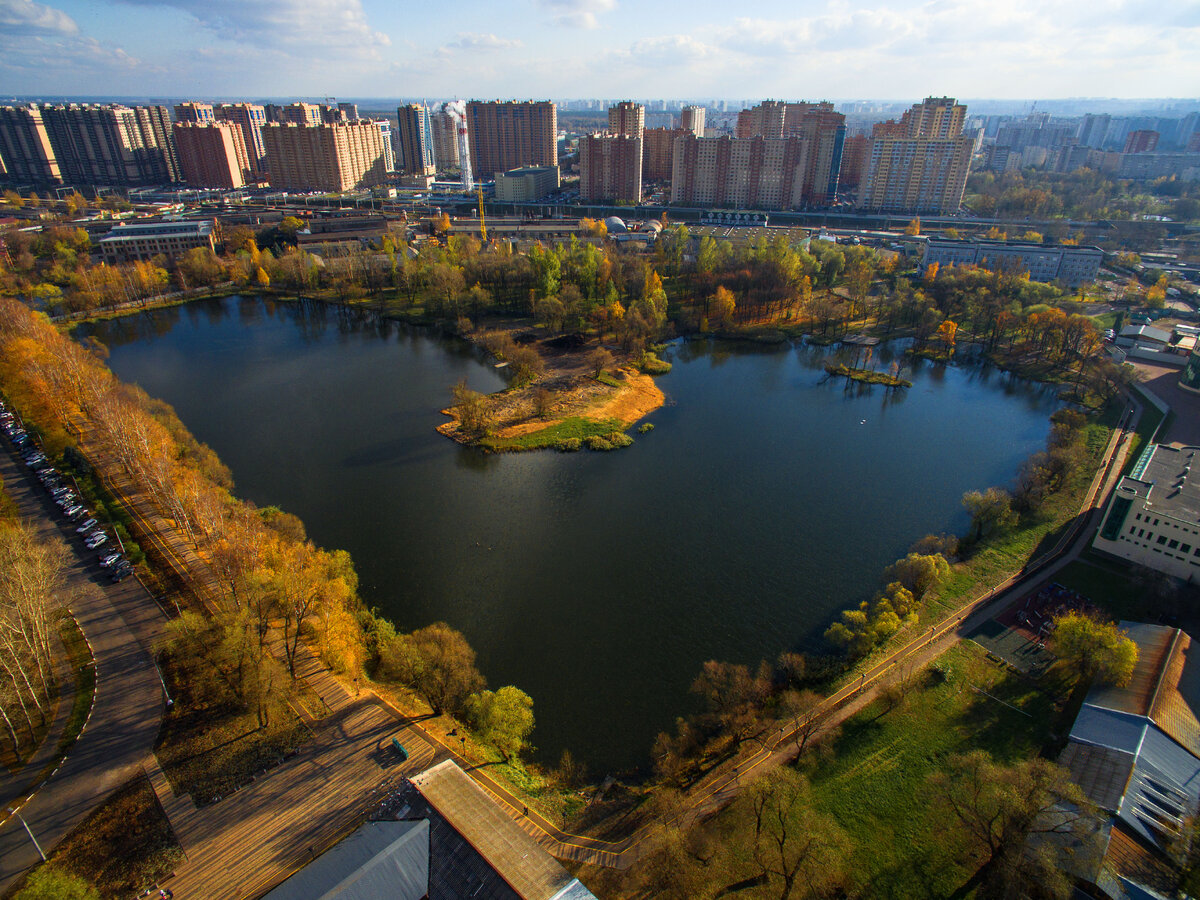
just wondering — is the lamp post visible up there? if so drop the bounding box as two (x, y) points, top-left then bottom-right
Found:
(7, 807), (46, 862)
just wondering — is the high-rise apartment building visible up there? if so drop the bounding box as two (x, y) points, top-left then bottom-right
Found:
(337, 102), (359, 121)
(174, 102), (215, 124)
(734, 100), (845, 205)
(1123, 130), (1160, 154)
(173, 121), (249, 189)
(680, 106), (705, 137)
(607, 101), (644, 141)
(261, 121), (389, 192)
(214, 103), (268, 176)
(396, 104), (435, 175)
(579, 134), (642, 203)
(857, 97), (973, 215)
(466, 100), (557, 179)
(431, 105), (461, 171)
(264, 102), (323, 126)
(0, 105), (62, 183)
(642, 127), (685, 181)
(837, 134), (870, 191)
(671, 135), (821, 210)
(1077, 114), (1112, 149)
(38, 103), (178, 186)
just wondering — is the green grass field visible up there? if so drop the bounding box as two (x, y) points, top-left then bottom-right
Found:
(479, 416), (625, 452)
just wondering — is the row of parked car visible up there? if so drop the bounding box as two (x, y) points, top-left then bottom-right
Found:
(1, 400), (134, 583)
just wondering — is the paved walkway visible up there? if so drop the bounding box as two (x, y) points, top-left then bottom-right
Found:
(0, 443), (167, 894)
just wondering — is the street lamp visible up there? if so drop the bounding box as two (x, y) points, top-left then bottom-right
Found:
(7, 807), (46, 861)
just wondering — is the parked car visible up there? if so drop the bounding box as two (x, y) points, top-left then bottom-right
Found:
(75, 518), (98, 534)
(99, 552), (123, 568)
(110, 567), (133, 583)
(84, 532), (108, 550)
(64, 505), (86, 519)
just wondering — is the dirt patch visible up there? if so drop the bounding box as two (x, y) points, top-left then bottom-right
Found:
(494, 370), (663, 439)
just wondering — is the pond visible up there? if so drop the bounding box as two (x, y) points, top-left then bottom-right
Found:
(77, 296), (1061, 773)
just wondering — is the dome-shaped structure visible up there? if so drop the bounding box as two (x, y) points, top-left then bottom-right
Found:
(642, 220), (663, 234)
(604, 216), (628, 234)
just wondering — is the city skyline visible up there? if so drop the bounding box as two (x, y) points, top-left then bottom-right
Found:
(1, 0), (1198, 101)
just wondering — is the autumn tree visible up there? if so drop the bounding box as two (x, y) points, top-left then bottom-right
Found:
(466, 685), (535, 762)
(930, 751), (1102, 899)
(883, 552), (950, 600)
(1049, 613), (1138, 686)
(962, 487), (1018, 543)
(905, 217), (922, 236)
(588, 347), (615, 378)
(406, 622), (485, 716)
(778, 688), (824, 759)
(749, 769), (852, 899)
(691, 660), (768, 747)
(451, 378), (493, 438)
(711, 285), (736, 327)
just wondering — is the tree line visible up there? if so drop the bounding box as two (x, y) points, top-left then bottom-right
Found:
(0, 298), (537, 766)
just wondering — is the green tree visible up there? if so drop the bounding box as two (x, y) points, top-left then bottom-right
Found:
(883, 552), (949, 600)
(466, 685), (535, 762)
(1049, 613), (1138, 686)
(962, 487), (1018, 542)
(15, 867), (99, 900)
(930, 751), (1101, 900)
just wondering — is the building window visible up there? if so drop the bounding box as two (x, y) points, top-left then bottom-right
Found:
(1169, 539), (1180, 550)
(1139, 529), (1146, 538)
(1158, 535), (1169, 545)
(1184, 544), (1193, 554)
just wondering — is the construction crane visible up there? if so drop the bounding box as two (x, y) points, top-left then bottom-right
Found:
(477, 185), (487, 243)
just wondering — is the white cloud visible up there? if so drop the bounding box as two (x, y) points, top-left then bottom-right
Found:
(538, 0), (616, 29)
(114, 0), (389, 50)
(0, 0), (78, 34)
(442, 32), (523, 52)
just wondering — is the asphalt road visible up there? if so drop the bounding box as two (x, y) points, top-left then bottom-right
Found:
(0, 439), (167, 893)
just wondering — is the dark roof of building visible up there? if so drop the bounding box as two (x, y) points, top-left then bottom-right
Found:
(1060, 741), (1136, 812)
(1119, 444), (1200, 524)
(411, 761), (596, 900)
(1087, 624), (1179, 721)
(261, 820), (429, 900)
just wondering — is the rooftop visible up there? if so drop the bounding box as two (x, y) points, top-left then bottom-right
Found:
(98, 219), (214, 242)
(1116, 443), (1200, 524)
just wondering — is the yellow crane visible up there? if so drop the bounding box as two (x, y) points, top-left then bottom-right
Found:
(477, 185), (487, 243)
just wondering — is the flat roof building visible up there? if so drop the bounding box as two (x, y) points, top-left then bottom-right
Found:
(215, 103), (268, 176)
(1094, 443), (1200, 581)
(921, 238), (1102, 287)
(607, 101), (644, 142)
(97, 218), (215, 264)
(466, 101), (557, 180)
(672, 134), (842, 211)
(39, 103), (179, 186)
(494, 165), (560, 202)
(680, 105), (705, 138)
(0, 105), (62, 184)
(396, 104), (435, 176)
(579, 134), (641, 204)
(262, 121), (389, 193)
(173, 122), (249, 189)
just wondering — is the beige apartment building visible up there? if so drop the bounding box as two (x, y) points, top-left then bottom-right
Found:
(579, 134), (642, 203)
(671, 135), (814, 209)
(174, 102), (215, 123)
(262, 122), (389, 193)
(857, 96), (972, 214)
(173, 122), (250, 189)
(680, 105), (705, 137)
(0, 105), (62, 183)
(430, 105), (460, 171)
(466, 101), (557, 179)
(38, 103), (178, 185)
(734, 100), (846, 205)
(607, 101), (644, 141)
(215, 103), (268, 175)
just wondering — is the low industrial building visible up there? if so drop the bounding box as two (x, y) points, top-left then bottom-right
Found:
(1093, 442), (1200, 580)
(264, 760), (598, 900)
(1059, 622), (1200, 898)
(920, 238), (1103, 287)
(494, 165), (560, 203)
(97, 218), (216, 263)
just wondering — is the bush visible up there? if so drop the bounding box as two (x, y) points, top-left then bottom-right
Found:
(554, 438), (582, 452)
(605, 431), (633, 448)
(638, 422), (655, 434)
(585, 436), (614, 451)
(638, 351), (672, 375)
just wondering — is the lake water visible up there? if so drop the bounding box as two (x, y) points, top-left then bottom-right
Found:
(77, 296), (1061, 773)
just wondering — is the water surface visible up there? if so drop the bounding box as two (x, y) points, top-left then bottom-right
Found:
(79, 296), (1060, 772)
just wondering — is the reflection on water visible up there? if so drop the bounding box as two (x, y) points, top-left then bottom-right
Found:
(77, 296), (1061, 773)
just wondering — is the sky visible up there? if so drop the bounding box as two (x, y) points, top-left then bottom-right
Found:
(1, 0), (1198, 102)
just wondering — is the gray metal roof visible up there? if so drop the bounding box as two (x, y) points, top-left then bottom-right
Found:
(1119, 325), (1173, 344)
(98, 219), (214, 242)
(1116, 444), (1200, 524)
(262, 820), (428, 900)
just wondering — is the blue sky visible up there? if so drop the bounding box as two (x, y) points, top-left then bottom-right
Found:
(1, 0), (1198, 101)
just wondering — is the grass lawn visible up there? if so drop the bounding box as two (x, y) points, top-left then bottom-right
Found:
(479, 416), (626, 452)
(804, 642), (1070, 899)
(41, 773), (183, 899)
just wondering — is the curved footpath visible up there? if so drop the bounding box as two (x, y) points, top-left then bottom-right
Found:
(0, 443), (167, 893)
